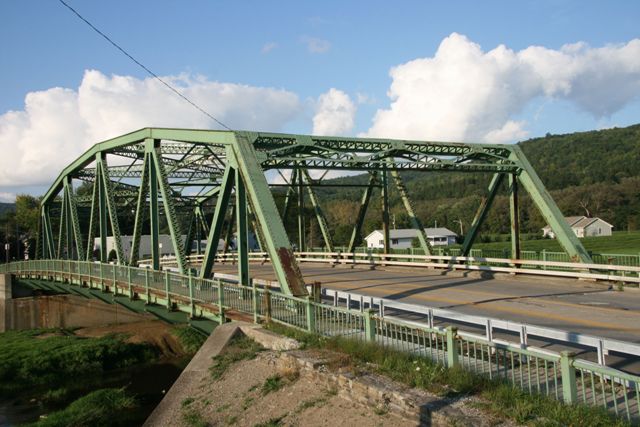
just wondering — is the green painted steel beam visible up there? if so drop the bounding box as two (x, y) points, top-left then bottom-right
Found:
(85, 179), (99, 260)
(461, 173), (504, 256)
(509, 173), (521, 259)
(301, 169), (334, 252)
(381, 168), (390, 254)
(130, 152), (150, 265)
(97, 153), (125, 264)
(390, 170), (432, 256)
(509, 146), (591, 263)
(151, 146), (188, 274)
(236, 168), (249, 286)
(347, 172), (377, 253)
(64, 177), (85, 260)
(146, 141), (160, 270)
(232, 132), (307, 296)
(297, 169), (305, 252)
(200, 165), (234, 279)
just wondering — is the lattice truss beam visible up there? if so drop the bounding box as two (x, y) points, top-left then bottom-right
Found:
(38, 128), (592, 297)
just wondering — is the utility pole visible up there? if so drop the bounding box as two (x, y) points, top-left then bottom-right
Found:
(454, 219), (464, 236)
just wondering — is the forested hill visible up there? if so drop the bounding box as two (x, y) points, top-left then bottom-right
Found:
(309, 124), (640, 244)
(519, 124), (640, 190)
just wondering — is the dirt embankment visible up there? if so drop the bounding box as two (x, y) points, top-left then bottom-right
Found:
(74, 319), (187, 357)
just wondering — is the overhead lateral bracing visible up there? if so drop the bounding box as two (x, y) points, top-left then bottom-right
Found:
(37, 128), (592, 297)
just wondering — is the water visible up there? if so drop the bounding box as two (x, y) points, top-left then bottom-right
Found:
(0, 360), (185, 427)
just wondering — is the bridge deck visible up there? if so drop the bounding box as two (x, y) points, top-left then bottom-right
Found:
(212, 262), (640, 344)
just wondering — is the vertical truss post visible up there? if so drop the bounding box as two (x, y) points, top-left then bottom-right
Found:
(200, 165), (234, 278)
(236, 168), (249, 286)
(64, 176), (85, 260)
(232, 132), (307, 296)
(222, 207), (236, 255)
(85, 179), (99, 261)
(297, 169), (305, 251)
(301, 169), (334, 252)
(145, 140), (160, 270)
(97, 153), (124, 264)
(63, 183), (73, 259)
(56, 188), (66, 259)
(130, 152), (149, 266)
(509, 173), (521, 259)
(348, 172), (377, 253)
(151, 146), (188, 274)
(248, 205), (266, 252)
(97, 160), (108, 262)
(461, 173), (504, 256)
(510, 146), (591, 263)
(184, 209), (196, 256)
(381, 168), (391, 254)
(282, 170), (297, 219)
(390, 170), (432, 256)
(195, 206), (204, 255)
(42, 205), (55, 259)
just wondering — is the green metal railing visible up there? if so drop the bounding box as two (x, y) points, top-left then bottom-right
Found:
(2, 259), (638, 422)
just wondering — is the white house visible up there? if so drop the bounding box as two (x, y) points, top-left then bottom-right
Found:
(542, 216), (613, 239)
(365, 228), (458, 249)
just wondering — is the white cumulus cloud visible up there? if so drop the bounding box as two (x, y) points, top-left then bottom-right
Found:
(366, 33), (640, 143)
(301, 36), (331, 54)
(312, 88), (356, 136)
(0, 70), (301, 187)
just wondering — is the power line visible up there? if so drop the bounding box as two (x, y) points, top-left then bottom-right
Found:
(58, 0), (232, 131)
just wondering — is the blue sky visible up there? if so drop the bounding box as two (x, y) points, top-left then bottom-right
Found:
(1, 0), (639, 197)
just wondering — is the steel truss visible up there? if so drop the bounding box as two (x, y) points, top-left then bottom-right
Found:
(37, 128), (591, 297)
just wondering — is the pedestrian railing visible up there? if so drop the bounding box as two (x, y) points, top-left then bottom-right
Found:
(152, 249), (640, 284)
(2, 259), (639, 422)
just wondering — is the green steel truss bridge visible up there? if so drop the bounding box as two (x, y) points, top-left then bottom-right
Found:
(37, 128), (593, 297)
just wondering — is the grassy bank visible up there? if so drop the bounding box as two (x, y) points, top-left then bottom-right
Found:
(462, 230), (640, 255)
(266, 323), (628, 426)
(0, 328), (158, 396)
(27, 388), (138, 427)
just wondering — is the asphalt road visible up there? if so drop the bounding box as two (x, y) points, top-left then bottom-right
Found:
(213, 262), (640, 349)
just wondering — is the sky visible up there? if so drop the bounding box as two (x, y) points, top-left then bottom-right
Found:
(1, 0), (639, 200)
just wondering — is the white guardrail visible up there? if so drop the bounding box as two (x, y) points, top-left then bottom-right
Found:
(145, 250), (640, 367)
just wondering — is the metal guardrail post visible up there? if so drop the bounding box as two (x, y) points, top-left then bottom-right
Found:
(99, 263), (105, 292)
(127, 267), (133, 300)
(112, 265), (117, 295)
(364, 309), (376, 342)
(144, 269), (151, 304)
(446, 326), (459, 368)
(252, 282), (258, 324)
(164, 270), (171, 310)
(305, 296), (315, 333)
(560, 351), (577, 404)
(188, 271), (195, 318)
(217, 280), (225, 323)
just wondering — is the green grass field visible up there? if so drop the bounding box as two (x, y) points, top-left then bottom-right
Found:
(462, 230), (640, 255)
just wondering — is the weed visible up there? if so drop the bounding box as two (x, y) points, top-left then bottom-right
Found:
(210, 335), (263, 380)
(182, 408), (209, 427)
(182, 397), (195, 407)
(172, 326), (207, 354)
(216, 403), (231, 413)
(242, 396), (255, 410)
(225, 415), (238, 425)
(254, 416), (284, 427)
(295, 396), (328, 413)
(261, 375), (284, 395)
(373, 403), (389, 416)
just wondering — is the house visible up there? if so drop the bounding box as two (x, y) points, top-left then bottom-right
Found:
(364, 228), (458, 249)
(542, 216), (613, 239)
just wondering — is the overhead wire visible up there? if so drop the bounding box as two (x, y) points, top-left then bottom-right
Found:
(57, 0), (232, 131)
